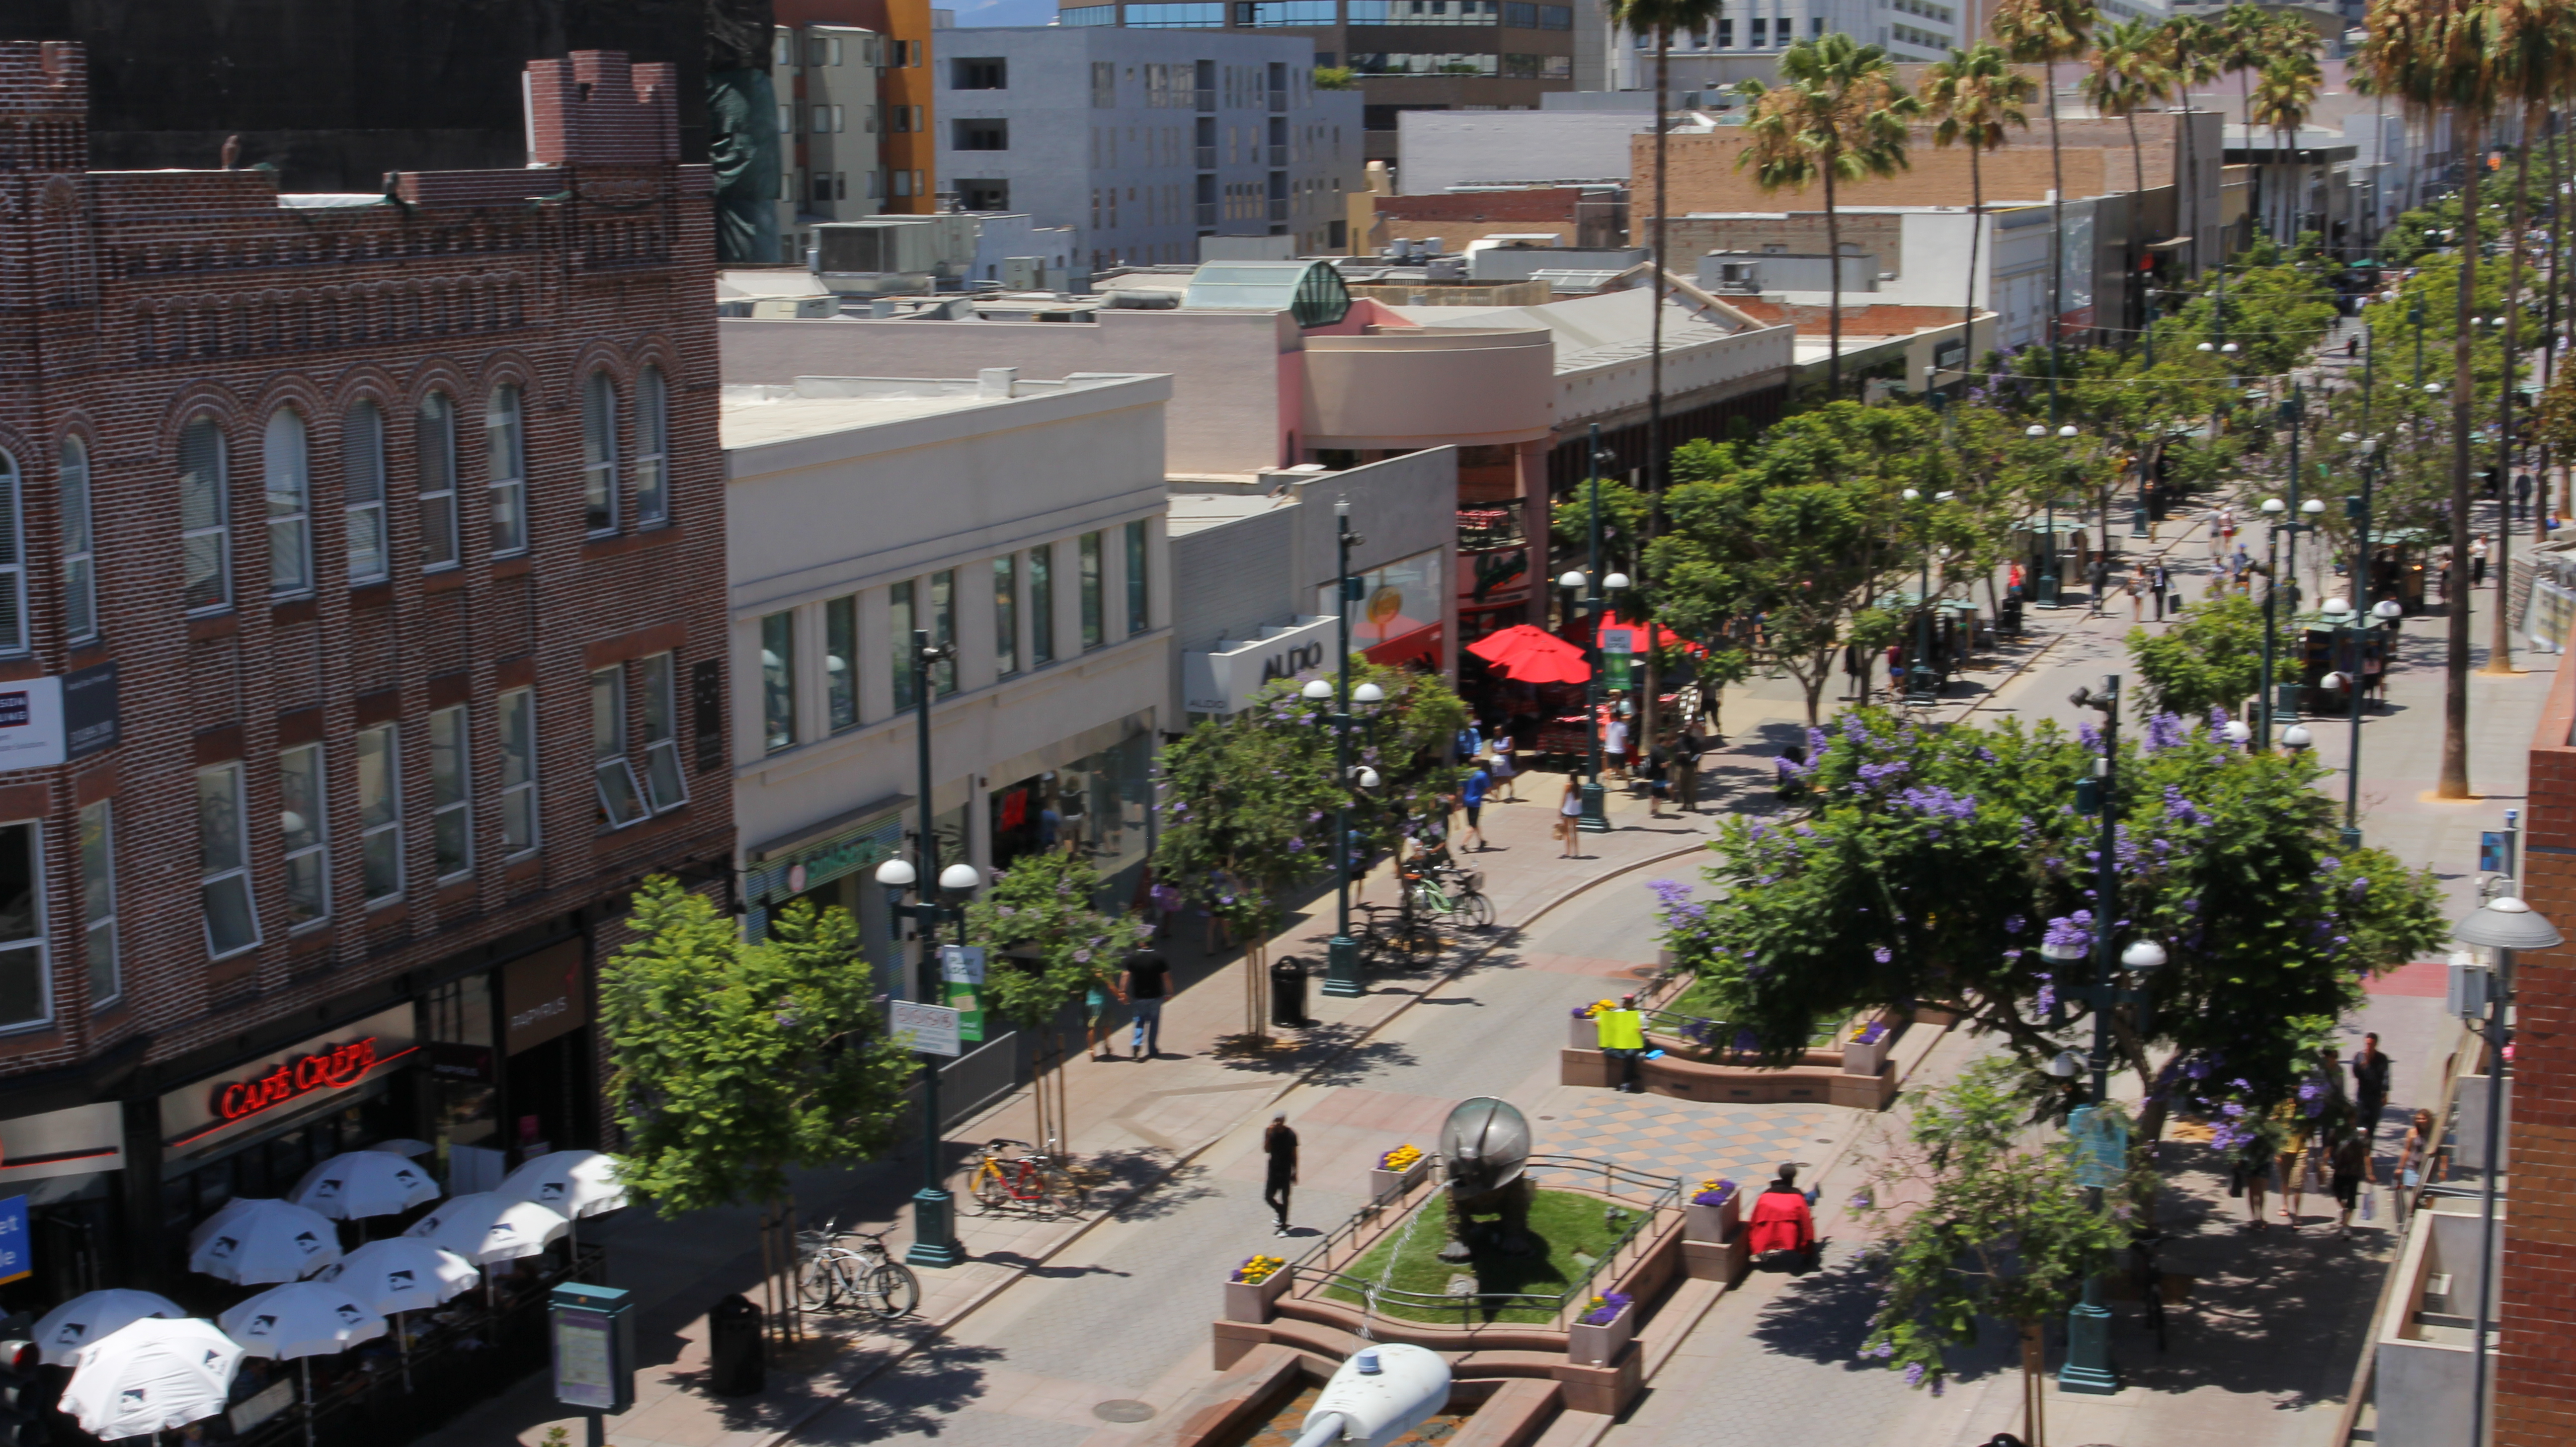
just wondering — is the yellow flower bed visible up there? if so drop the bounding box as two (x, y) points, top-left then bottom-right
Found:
(1379, 1144), (1424, 1172)
(1233, 1254), (1286, 1285)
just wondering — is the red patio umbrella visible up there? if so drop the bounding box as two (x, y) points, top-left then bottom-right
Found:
(1466, 625), (1592, 684)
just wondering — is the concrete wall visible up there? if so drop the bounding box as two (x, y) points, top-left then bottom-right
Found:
(2381, 1205), (2507, 1447)
(723, 310), (1298, 473)
(2501, 656), (2576, 1447)
(1302, 327), (1557, 451)
(1398, 110), (1644, 194)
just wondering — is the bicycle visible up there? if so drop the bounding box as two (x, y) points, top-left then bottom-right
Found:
(1407, 865), (1493, 930)
(1351, 901), (1440, 967)
(953, 1137), (1089, 1217)
(796, 1220), (920, 1320)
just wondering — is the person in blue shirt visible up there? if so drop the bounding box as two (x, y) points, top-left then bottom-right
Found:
(1459, 763), (1491, 852)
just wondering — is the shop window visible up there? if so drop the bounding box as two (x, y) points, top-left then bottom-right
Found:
(890, 580), (918, 710)
(1079, 532), (1105, 650)
(635, 366), (670, 528)
(1030, 546), (1056, 666)
(60, 436), (95, 645)
(179, 417), (232, 613)
(761, 611), (797, 752)
(0, 822), (44, 1030)
(500, 686), (540, 857)
(930, 569), (957, 696)
(430, 706), (473, 881)
(417, 392), (460, 571)
(279, 742), (329, 929)
(343, 402), (387, 585)
(78, 801), (115, 1007)
(641, 652), (689, 814)
(993, 556), (1019, 678)
(198, 764), (259, 958)
(263, 408), (312, 598)
(825, 595), (860, 731)
(486, 384), (529, 557)
(592, 666), (647, 829)
(582, 371), (620, 536)
(357, 724), (403, 904)
(1124, 520), (1149, 636)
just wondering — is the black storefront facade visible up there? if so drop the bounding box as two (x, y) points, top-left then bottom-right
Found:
(0, 911), (610, 1320)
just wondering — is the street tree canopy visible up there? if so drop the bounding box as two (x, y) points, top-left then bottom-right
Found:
(2125, 592), (2267, 718)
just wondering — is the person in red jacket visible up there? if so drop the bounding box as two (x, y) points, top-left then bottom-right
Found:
(1744, 1163), (1818, 1270)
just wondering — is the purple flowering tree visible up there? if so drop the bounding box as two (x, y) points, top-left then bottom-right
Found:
(965, 849), (1154, 1153)
(1661, 705), (2447, 1144)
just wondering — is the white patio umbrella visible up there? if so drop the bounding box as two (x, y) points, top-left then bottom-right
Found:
(494, 1149), (627, 1221)
(219, 1282), (388, 1447)
(289, 1150), (442, 1220)
(30, 1288), (184, 1366)
(319, 1237), (479, 1393)
(61, 1317), (242, 1442)
(402, 1192), (568, 1265)
(188, 1198), (345, 1284)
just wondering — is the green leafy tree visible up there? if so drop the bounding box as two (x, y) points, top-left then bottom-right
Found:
(1654, 708), (2448, 1144)
(965, 849), (1153, 1151)
(2126, 592), (2267, 717)
(1856, 1058), (2131, 1446)
(1313, 66), (1357, 89)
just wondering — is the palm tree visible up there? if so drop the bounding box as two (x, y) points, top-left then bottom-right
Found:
(1922, 44), (2037, 342)
(2082, 20), (2176, 345)
(1736, 33), (1923, 399)
(2361, 0), (2500, 800)
(1608, 0), (1728, 495)
(2216, 1), (2273, 230)
(1991, 0), (2097, 372)
(2158, 16), (2225, 281)
(2248, 53), (2322, 242)
(2484, 0), (2576, 673)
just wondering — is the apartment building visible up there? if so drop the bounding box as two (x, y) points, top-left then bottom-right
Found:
(0, 46), (730, 1307)
(780, 0), (943, 218)
(932, 25), (1365, 267)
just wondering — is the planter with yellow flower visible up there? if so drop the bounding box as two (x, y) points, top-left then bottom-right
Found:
(1569, 997), (1618, 1050)
(1566, 1290), (1635, 1367)
(1840, 1017), (1895, 1078)
(1222, 1252), (1293, 1323)
(1368, 1142), (1432, 1205)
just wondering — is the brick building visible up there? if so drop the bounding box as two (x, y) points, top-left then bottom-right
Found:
(0, 43), (730, 1305)
(2500, 660), (2576, 1444)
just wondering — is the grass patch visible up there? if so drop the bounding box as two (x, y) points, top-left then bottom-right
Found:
(1320, 1188), (1642, 1324)
(1657, 981), (1839, 1050)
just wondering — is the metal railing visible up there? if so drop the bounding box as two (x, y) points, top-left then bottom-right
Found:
(1290, 1153), (1680, 1331)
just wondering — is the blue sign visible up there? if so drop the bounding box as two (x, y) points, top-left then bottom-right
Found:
(0, 1195), (30, 1285)
(2066, 1106), (2129, 1190)
(2480, 831), (2512, 876)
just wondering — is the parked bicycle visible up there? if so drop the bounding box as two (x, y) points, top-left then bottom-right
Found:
(954, 1137), (1089, 1217)
(1407, 863), (1493, 930)
(796, 1220), (920, 1321)
(1351, 900), (1441, 967)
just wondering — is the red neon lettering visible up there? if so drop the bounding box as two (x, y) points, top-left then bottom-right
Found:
(209, 1038), (379, 1124)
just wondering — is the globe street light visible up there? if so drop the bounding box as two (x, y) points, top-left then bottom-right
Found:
(1321, 502), (1373, 999)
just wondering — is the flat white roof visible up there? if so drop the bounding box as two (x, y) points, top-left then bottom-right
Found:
(719, 374), (1148, 450)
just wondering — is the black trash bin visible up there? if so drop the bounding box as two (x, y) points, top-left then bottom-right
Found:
(708, 1293), (765, 1396)
(1270, 956), (1309, 1029)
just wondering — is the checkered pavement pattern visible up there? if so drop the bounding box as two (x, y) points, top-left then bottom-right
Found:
(1538, 1094), (1843, 1186)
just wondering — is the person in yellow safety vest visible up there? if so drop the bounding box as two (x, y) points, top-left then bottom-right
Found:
(1595, 994), (1647, 1094)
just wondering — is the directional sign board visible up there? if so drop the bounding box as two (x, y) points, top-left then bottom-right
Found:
(889, 1001), (963, 1057)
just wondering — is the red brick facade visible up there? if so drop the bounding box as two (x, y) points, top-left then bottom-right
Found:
(2502, 660), (2576, 1445)
(0, 42), (730, 1283)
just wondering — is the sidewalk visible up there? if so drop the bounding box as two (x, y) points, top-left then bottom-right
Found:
(422, 759), (1727, 1447)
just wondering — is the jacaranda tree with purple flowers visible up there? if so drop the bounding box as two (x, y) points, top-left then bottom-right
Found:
(965, 849), (1154, 1151)
(1656, 705), (2446, 1144)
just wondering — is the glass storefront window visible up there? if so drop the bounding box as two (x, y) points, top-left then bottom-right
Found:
(988, 729), (1154, 891)
(1321, 548), (1443, 650)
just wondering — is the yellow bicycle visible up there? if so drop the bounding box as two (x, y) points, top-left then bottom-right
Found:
(953, 1137), (1088, 1217)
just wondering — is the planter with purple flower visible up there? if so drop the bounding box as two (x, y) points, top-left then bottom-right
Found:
(1684, 1178), (1740, 1243)
(1566, 1291), (1635, 1367)
(1841, 1016), (1895, 1077)
(1222, 1252), (1292, 1323)
(1570, 999), (1615, 1050)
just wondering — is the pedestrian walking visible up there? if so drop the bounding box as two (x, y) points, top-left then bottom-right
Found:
(1490, 732), (1519, 802)
(2516, 471), (2535, 521)
(2086, 556), (2112, 617)
(2394, 1107), (2441, 1224)
(1083, 971), (1126, 1060)
(1264, 1113), (1299, 1235)
(2472, 533), (2491, 588)
(1643, 734), (1674, 819)
(1556, 776), (1583, 856)
(2331, 1127), (2372, 1238)
(2351, 1031), (2393, 1139)
(1843, 641), (1870, 700)
(2149, 559), (2172, 620)
(1122, 950), (1171, 1060)
(1459, 761), (1490, 852)
(1594, 994), (1647, 1093)
(1456, 719), (1483, 766)
(1674, 724), (1706, 813)
(2233, 1130), (2277, 1231)
(2124, 566), (2146, 621)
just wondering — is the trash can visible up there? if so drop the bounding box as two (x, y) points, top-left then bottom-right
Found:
(1270, 956), (1309, 1029)
(707, 1292), (765, 1397)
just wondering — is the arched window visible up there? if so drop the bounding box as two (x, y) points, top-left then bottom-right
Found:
(485, 384), (527, 556)
(581, 371), (619, 535)
(344, 401), (388, 583)
(417, 392), (459, 570)
(59, 437), (94, 645)
(177, 418), (231, 613)
(634, 365), (669, 527)
(264, 407), (312, 596)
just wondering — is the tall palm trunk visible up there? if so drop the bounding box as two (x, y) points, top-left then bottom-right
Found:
(1642, 26), (1671, 759)
(1826, 157), (1845, 397)
(2549, 112), (2567, 538)
(2180, 97), (2203, 277)
(2125, 109), (2146, 349)
(2441, 111), (2483, 799)
(1964, 141), (1986, 334)
(2490, 108), (2537, 675)
(2044, 61), (2068, 365)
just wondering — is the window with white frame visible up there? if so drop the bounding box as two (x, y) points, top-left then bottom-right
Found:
(356, 724), (402, 903)
(60, 436), (95, 645)
(930, 569), (957, 697)
(582, 372), (620, 535)
(429, 706), (472, 880)
(263, 408), (312, 597)
(0, 450), (23, 657)
(640, 652), (689, 813)
(825, 595), (859, 732)
(889, 580), (917, 711)
(486, 384), (528, 556)
(78, 801), (114, 1007)
(279, 742), (329, 929)
(634, 366), (670, 528)
(198, 764), (259, 958)
(760, 613), (796, 753)
(499, 686), (540, 858)
(592, 666), (647, 828)
(344, 401), (389, 583)
(0, 822), (44, 1030)
(179, 418), (231, 614)
(1030, 544), (1055, 667)
(417, 392), (460, 571)
(993, 556), (1018, 678)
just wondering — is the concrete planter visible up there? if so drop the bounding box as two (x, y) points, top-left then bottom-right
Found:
(1369, 1153), (1432, 1205)
(1842, 1035), (1892, 1077)
(1571, 1015), (1603, 1050)
(1222, 1267), (1292, 1324)
(1685, 1191), (1741, 1243)
(1566, 1300), (1636, 1367)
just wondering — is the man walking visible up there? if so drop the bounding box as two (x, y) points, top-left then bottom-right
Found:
(2352, 1031), (2393, 1140)
(1458, 759), (1490, 852)
(1123, 950), (1171, 1060)
(1674, 724), (1706, 813)
(2516, 472), (2535, 522)
(1264, 1112), (1299, 1235)
(2148, 559), (2172, 620)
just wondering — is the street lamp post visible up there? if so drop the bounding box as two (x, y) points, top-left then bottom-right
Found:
(1901, 489), (1954, 703)
(874, 629), (973, 1269)
(2452, 894), (2564, 1447)
(1561, 425), (1627, 834)
(1316, 503), (1382, 999)
(2025, 422), (2079, 608)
